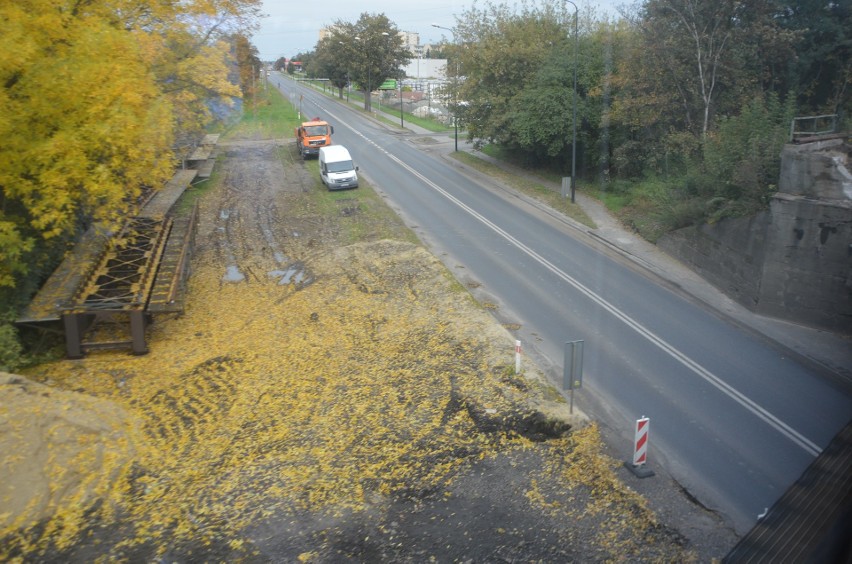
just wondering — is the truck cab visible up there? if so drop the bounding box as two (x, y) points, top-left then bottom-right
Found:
(295, 117), (333, 159)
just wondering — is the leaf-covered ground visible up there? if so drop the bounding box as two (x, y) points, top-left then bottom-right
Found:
(2, 136), (700, 561)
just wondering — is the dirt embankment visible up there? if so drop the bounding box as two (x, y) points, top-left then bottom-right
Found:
(1, 134), (733, 561)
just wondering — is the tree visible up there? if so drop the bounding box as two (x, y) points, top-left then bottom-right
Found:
(639, 0), (741, 139)
(289, 51), (314, 75)
(234, 34), (262, 101)
(505, 55), (576, 162)
(454, 1), (569, 150)
(320, 14), (411, 113)
(702, 92), (796, 220)
(311, 36), (355, 99)
(776, 0), (851, 117)
(453, 0), (619, 174)
(0, 0), (260, 292)
(610, 0), (797, 180)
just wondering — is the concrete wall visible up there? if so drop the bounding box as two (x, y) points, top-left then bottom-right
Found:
(658, 214), (769, 308)
(758, 194), (852, 331)
(658, 138), (852, 334)
(778, 138), (852, 200)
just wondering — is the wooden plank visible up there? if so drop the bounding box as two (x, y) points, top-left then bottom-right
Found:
(138, 169), (197, 220)
(187, 134), (219, 163)
(187, 146), (212, 162)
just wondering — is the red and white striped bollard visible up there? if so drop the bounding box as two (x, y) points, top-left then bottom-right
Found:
(624, 416), (655, 478)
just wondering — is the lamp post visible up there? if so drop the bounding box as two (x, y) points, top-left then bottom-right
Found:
(354, 35), (376, 112)
(431, 23), (459, 151)
(399, 73), (404, 128)
(564, 0), (578, 203)
(339, 41), (350, 102)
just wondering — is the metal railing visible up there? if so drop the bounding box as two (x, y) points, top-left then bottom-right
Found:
(789, 114), (840, 141)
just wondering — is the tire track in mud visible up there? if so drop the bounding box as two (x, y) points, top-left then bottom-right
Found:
(213, 139), (315, 289)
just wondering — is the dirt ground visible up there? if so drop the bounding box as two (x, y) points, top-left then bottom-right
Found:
(1, 131), (738, 561)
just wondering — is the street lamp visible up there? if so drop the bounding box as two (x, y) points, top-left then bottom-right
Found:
(431, 24), (459, 151)
(354, 35), (375, 112)
(339, 41), (350, 102)
(564, 0), (578, 203)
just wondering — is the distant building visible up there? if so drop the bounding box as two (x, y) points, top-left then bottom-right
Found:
(399, 31), (420, 55)
(320, 27), (421, 55)
(403, 59), (448, 80)
(318, 26), (338, 42)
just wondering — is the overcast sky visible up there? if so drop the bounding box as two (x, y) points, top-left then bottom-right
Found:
(252, 0), (625, 62)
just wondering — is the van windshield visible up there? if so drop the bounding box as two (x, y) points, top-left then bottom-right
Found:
(327, 160), (354, 173)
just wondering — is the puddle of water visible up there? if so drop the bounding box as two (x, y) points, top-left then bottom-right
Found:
(220, 210), (231, 220)
(269, 264), (312, 286)
(223, 265), (245, 283)
(269, 267), (299, 285)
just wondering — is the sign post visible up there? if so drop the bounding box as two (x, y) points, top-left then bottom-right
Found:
(561, 177), (572, 198)
(563, 340), (584, 414)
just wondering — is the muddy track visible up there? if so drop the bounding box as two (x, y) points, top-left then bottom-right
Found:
(206, 138), (316, 288)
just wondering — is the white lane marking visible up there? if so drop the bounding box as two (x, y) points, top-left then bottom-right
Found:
(300, 85), (822, 458)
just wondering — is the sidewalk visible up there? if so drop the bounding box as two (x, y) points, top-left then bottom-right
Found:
(387, 113), (852, 388)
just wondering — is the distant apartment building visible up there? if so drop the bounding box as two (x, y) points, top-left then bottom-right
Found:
(319, 28), (420, 54)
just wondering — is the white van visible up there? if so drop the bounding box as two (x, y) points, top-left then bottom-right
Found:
(319, 145), (359, 190)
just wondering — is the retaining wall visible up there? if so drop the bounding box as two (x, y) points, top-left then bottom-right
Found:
(658, 138), (852, 334)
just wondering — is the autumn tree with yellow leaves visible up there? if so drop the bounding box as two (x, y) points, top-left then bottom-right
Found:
(0, 0), (260, 369)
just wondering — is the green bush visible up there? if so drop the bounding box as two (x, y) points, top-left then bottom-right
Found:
(702, 93), (794, 221)
(0, 319), (23, 372)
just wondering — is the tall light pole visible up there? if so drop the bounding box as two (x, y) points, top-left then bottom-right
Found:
(564, 0), (578, 203)
(354, 36), (368, 110)
(432, 23), (459, 151)
(381, 32), (391, 117)
(339, 41), (350, 102)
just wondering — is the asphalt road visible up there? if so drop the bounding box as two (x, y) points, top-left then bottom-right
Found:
(273, 75), (852, 535)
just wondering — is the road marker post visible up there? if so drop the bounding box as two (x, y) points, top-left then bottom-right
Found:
(515, 340), (522, 374)
(624, 416), (655, 478)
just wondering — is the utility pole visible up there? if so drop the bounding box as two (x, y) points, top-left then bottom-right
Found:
(431, 24), (459, 152)
(564, 0), (578, 203)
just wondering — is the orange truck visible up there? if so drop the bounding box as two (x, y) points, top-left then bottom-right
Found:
(295, 117), (334, 158)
